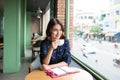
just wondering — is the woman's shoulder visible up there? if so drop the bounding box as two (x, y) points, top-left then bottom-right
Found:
(63, 38), (70, 45)
(62, 38), (70, 49)
(64, 38), (69, 42)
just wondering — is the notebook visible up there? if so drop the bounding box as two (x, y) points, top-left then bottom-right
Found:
(46, 66), (80, 78)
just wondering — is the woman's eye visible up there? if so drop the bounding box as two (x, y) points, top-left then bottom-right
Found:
(60, 29), (62, 32)
(53, 29), (57, 32)
(52, 29), (62, 33)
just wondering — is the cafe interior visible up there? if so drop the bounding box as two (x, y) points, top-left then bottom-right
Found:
(0, 0), (104, 80)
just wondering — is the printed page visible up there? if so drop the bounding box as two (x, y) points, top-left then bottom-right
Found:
(60, 66), (77, 73)
(50, 67), (67, 75)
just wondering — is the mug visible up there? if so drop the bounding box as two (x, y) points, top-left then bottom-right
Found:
(57, 39), (64, 46)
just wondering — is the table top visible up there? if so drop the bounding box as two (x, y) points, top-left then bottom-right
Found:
(25, 67), (93, 80)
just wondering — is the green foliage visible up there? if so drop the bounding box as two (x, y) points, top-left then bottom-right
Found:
(100, 14), (106, 20)
(90, 25), (101, 33)
(74, 27), (83, 35)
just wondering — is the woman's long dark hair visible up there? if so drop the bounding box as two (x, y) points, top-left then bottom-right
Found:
(46, 18), (65, 39)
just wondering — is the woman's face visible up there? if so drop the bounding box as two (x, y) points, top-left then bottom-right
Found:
(50, 24), (62, 41)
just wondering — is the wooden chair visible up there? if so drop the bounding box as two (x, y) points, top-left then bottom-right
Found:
(32, 40), (41, 61)
(32, 46), (40, 61)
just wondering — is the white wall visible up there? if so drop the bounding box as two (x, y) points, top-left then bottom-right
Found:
(43, 9), (50, 37)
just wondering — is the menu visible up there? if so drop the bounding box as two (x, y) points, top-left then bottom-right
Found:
(46, 66), (80, 78)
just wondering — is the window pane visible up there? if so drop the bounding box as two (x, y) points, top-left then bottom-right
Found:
(73, 0), (120, 80)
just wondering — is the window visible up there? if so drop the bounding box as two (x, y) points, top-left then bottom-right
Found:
(73, 0), (120, 80)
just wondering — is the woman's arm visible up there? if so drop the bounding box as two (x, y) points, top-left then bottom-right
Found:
(40, 39), (71, 70)
(42, 40), (58, 64)
(40, 61), (68, 70)
(42, 46), (53, 64)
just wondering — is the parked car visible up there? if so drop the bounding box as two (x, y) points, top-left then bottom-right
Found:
(114, 32), (120, 43)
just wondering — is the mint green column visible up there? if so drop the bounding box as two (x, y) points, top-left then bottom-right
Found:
(26, 12), (31, 47)
(65, 0), (70, 39)
(3, 0), (21, 73)
(23, 0), (27, 56)
(20, 0), (26, 57)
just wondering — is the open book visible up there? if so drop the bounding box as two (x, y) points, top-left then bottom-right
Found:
(46, 66), (80, 78)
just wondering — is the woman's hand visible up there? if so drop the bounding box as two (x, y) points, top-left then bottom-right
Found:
(40, 64), (51, 70)
(51, 40), (59, 49)
(40, 62), (68, 71)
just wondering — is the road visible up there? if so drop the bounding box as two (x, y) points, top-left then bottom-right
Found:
(72, 38), (120, 80)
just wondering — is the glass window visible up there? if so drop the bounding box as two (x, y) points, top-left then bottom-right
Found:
(73, 0), (120, 80)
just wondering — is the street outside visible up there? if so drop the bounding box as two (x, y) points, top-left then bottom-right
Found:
(72, 37), (120, 80)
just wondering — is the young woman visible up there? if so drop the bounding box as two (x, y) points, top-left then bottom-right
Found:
(39, 18), (71, 70)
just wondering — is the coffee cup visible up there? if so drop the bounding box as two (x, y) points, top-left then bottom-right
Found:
(57, 39), (64, 46)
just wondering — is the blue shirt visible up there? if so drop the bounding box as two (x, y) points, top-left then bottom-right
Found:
(40, 38), (71, 65)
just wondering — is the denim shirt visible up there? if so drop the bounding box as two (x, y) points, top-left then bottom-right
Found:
(40, 38), (71, 65)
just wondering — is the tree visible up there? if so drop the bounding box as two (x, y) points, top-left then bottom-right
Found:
(90, 25), (101, 34)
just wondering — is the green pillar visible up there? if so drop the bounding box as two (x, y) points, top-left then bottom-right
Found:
(24, 0), (27, 56)
(20, 0), (26, 57)
(26, 12), (31, 47)
(65, 0), (70, 39)
(3, 0), (21, 73)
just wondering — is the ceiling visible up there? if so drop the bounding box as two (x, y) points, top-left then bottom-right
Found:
(0, 0), (50, 14)
(27, 0), (50, 12)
